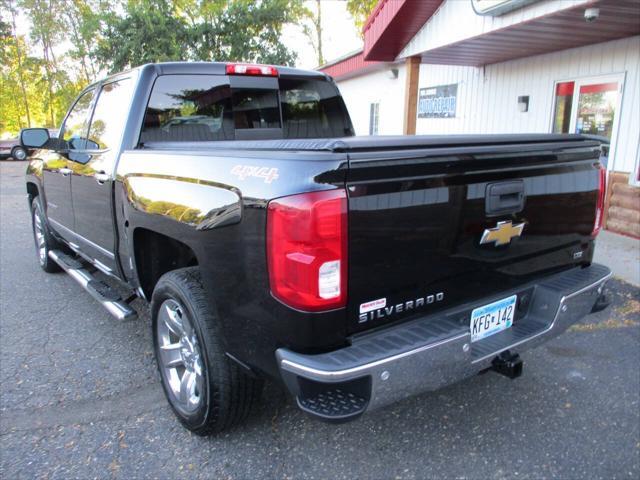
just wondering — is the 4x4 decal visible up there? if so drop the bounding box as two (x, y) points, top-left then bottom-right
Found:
(231, 165), (279, 184)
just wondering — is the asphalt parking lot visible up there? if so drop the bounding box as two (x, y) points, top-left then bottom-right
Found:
(1, 160), (639, 479)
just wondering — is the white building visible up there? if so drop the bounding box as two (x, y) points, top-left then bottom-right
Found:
(320, 0), (640, 237)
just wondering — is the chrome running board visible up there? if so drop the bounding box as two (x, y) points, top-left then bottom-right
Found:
(48, 250), (138, 321)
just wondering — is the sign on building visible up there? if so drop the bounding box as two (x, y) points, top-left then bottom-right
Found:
(471, 0), (541, 16)
(418, 84), (457, 118)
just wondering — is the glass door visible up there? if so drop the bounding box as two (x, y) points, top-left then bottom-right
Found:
(552, 74), (624, 169)
(571, 78), (622, 139)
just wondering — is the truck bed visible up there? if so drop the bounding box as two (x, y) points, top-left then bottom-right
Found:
(137, 133), (603, 338)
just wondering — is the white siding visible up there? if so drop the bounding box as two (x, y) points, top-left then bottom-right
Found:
(400, 0), (590, 59)
(413, 36), (640, 173)
(336, 36), (640, 174)
(336, 66), (406, 136)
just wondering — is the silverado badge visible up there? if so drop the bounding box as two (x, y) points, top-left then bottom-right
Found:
(480, 221), (525, 246)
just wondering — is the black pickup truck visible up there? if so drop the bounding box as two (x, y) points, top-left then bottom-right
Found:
(22, 62), (611, 434)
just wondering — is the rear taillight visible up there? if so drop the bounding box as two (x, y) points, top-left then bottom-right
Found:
(226, 63), (278, 76)
(592, 165), (607, 237)
(267, 189), (347, 312)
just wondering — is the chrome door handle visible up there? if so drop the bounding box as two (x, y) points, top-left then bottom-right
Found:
(94, 172), (110, 184)
(59, 167), (72, 176)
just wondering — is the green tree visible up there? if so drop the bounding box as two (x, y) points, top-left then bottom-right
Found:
(0, 16), (9, 36)
(96, 0), (189, 72)
(61, 0), (104, 83)
(0, 31), (52, 132)
(0, 0), (309, 137)
(346, 0), (378, 37)
(1, 0), (88, 134)
(204, 0), (302, 65)
(96, 0), (303, 72)
(1, 1), (33, 130)
(20, 0), (72, 126)
(300, 0), (323, 66)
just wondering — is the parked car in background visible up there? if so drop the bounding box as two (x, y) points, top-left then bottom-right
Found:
(0, 136), (28, 161)
(0, 130), (57, 160)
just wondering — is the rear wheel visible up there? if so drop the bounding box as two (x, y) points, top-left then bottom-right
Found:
(30, 198), (61, 273)
(151, 267), (263, 435)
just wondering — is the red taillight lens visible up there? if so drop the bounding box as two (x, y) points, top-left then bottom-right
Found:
(267, 189), (347, 312)
(592, 165), (607, 237)
(226, 63), (278, 76)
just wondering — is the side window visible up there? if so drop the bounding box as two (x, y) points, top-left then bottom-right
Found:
(141, 75), (233, 143)
(88, 78), (135, 151)
(61, 89), (95, 150)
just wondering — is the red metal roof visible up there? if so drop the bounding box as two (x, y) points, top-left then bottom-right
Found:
(363, 0), (444, 61)
(318, 50), (385, 81)
(418, 0), (640, 66)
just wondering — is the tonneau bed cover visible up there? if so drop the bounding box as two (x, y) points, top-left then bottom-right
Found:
(142, 133), (601, 153)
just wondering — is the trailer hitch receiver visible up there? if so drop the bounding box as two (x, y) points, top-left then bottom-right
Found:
(491, 351), (523, 379)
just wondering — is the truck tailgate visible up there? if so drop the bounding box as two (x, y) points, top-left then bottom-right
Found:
(344, 135), (603, 334)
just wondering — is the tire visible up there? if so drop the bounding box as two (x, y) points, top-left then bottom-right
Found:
(11, 146), (27, 161)
(30, 198), (62, 273)
(151, 267), (263, 435)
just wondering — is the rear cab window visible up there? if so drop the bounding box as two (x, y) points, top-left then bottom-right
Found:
(280, 77), (353, 138)
(140, 72), (353, 144)
(140, 75), (233, 143)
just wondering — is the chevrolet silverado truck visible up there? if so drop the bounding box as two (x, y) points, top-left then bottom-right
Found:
(22, 62), (611, 434)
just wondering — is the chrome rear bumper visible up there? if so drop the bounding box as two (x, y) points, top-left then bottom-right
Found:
(276, 264), (612, 421)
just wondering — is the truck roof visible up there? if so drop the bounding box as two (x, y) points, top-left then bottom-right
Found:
(94, 61), (329, 89)
(146, 61), (328, 78)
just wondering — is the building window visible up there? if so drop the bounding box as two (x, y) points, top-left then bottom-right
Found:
(552, 81), (574, 133)
(369, 102), (379, 135)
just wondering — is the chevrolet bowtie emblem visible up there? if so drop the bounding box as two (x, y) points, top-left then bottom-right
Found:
(480, 221), (525, 246)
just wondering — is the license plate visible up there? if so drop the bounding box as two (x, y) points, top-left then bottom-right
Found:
(470, 295), (517, 342)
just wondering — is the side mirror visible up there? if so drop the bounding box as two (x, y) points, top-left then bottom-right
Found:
(20, 128), (50, 148)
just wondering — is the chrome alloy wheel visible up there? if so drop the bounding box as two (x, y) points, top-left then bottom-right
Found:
(157, 299), (204, 413)
(33, 211), (47, 265)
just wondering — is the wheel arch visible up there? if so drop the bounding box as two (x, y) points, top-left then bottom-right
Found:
(26, 181), (39, 201)
(132, 227), (199, 299)
(26, 159), (45, 206)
